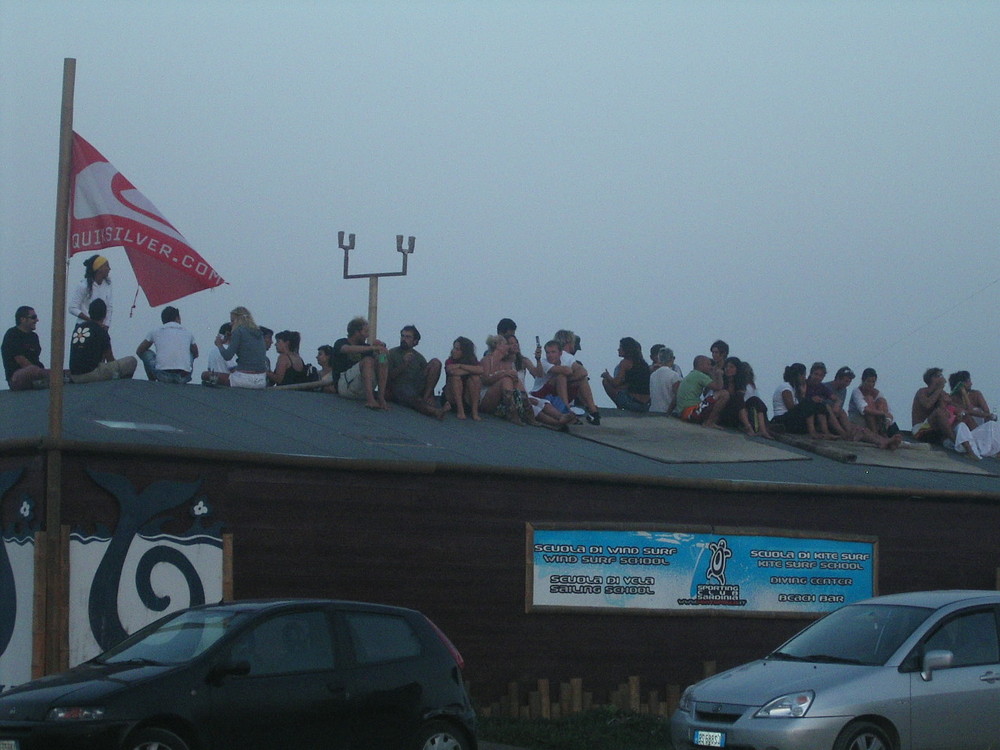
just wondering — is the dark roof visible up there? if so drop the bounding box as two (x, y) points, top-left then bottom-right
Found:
(2, 380), (998, 498)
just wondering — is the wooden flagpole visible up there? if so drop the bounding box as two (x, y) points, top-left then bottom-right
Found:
(48, 58), (74, 435)
(43, 57), (75, 674)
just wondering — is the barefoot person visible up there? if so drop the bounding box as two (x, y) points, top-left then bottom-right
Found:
(445, 337), (482, 420)
(676, 355), (730, 429)
(386, 325), (447, 419)
(331, 316), (389, 410)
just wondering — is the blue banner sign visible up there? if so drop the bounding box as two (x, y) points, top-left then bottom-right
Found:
(528, 526), (876, 615)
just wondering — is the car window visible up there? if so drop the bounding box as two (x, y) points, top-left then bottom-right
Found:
(924, 610), (1000, 668)
(345, 612), (422, 664)
(101, 610), (246, 665)
(230, 611), (335, 676)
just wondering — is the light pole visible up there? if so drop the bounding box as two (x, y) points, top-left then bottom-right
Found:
(338, 232), (415, 342)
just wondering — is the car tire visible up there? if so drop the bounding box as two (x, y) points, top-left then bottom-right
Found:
(415, 719), (472, 750)
(124, 727), (191, 750)
(832, 720), (893, 750)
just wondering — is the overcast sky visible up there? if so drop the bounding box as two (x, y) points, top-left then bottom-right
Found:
(3, 0), (998, 419)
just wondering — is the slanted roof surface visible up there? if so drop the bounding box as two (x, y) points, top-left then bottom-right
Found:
(2, 380), (998, 497)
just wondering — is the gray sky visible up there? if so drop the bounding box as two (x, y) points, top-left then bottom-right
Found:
(3, 0), (998, 418)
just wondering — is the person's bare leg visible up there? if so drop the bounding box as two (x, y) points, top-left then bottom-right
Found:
(360, 358), (380, 409)
(703, 390), (729, 429)
(467, 376), (482, 420)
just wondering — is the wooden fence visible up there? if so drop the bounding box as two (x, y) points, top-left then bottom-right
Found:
(475, 661), (718, 720)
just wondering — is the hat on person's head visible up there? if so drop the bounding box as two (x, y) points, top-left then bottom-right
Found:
(835, 366), (855, 380)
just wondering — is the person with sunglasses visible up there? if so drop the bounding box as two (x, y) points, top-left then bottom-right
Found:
(2, 306), (49, 390)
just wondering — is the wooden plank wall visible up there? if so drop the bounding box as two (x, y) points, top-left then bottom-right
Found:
(16, 452), (1000, 707)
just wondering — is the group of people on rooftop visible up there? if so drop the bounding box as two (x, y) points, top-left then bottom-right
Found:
(4, 254), (999, 459)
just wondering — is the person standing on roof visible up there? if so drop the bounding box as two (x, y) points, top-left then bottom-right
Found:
(69, 254), (113, 329)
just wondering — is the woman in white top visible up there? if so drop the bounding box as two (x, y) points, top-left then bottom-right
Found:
(69, 254), (113, 328)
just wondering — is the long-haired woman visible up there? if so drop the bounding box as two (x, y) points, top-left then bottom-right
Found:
(601, 336), (651, 412)
(202, 306), (267, 388)
(445, 337), (483, 420)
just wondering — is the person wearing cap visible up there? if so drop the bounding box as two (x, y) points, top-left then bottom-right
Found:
(69, 254), (113, 329)
(551, 329), (601, 424)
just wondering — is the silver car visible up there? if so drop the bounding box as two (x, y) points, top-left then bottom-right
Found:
(671, 590), (1000, 750)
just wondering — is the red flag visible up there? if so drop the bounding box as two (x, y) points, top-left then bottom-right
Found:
(69, 133), (225, 306)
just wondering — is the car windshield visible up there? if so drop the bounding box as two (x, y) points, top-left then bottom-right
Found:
(769, 604), (933, 666)
(96, 609), (249, 666)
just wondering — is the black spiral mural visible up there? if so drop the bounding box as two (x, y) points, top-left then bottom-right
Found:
(0, 468), (26, 658)
(85, 470), (205, 651)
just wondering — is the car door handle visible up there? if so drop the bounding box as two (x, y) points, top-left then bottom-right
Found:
(979, 671), (1000, 684)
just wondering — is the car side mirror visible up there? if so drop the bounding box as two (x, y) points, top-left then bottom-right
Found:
(207, 659), (251, 685)
(920, 649), (953, 681)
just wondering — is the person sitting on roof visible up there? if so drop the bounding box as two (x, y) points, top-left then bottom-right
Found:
(601, 337), (651, 413)
(550, 329), (601, 425)
(2, 305), (50, 390)
(479, 334), (529, 425)
(508, 334), (574, 430)
(771, 363), (830, 439)
(205, 322), (236, 376)
(910, 367), (957, 444)
(445, 336), (482, 420)
(676, 355), (729, 429)
(648, 347), (682, 416)
(315, 344), (337, 394)
(850, 367), (899, 438)
(331, 316), (389, 410)
(136, 306), (199, 384)
(949, 371), (996, 427)
(68, 299), (137, 384)
(202, 306), (268, 389)
(386, 325), (447, 419)
(267, 331), (311, 386)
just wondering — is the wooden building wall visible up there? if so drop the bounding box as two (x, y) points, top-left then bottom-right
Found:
(5, 447), (1000, 705)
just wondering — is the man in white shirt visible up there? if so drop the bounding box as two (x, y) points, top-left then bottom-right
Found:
(649, 349), (682, 415)
(136, 306), (199, 384)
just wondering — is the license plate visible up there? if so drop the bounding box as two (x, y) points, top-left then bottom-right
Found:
(0, 740), (19, 750)
(693, 729), (726, 747)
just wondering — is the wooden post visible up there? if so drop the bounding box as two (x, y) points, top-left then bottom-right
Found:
(570, 676), (583, 714)
(367, 276), (378, 343)
(42, 56), (75, 678)
(628, 675), (641, 713)
(537, 678), (550, 719)
(223, 533), (234, 600)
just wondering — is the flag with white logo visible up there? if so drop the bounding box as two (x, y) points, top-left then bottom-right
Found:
(69, 133), (225, 306)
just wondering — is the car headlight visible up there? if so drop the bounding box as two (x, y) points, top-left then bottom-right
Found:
(46, 706), (106, 721)
(754, 691), (814, 718)
(678, 687), (694, 713)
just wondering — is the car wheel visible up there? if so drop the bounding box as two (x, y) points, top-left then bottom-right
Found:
(833, 720), (893, 750)
(415, 719), (472, 750)
(124, 727), (191, 750)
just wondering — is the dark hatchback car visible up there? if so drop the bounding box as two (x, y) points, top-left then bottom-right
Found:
(0, 599), (477, 750)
